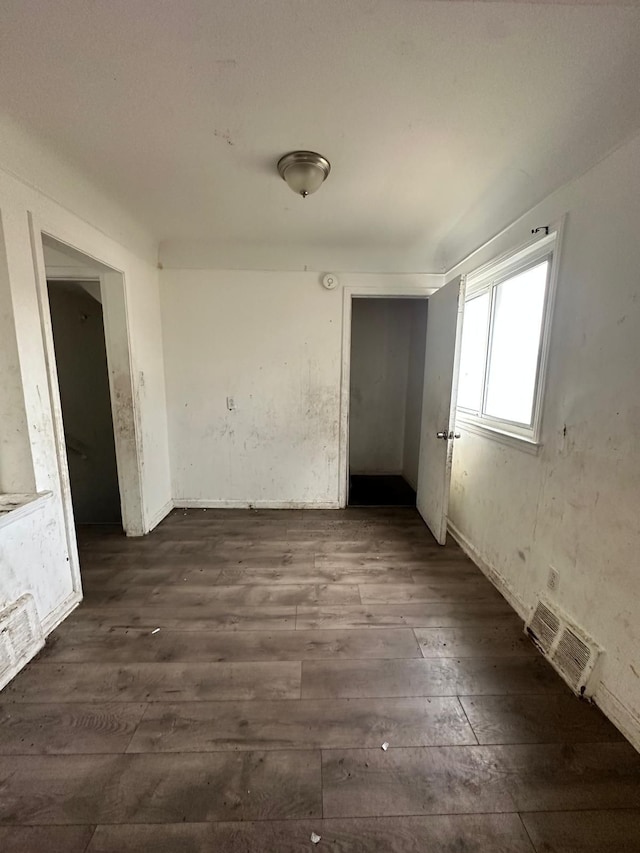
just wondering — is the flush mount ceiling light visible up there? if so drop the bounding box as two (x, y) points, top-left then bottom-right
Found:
(277, 150), (331, 198)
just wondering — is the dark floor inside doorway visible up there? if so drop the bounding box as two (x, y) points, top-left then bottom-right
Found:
(348, 474), (416, 506)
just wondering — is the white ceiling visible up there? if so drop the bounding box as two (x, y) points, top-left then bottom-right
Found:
(1, 0), (639, 271)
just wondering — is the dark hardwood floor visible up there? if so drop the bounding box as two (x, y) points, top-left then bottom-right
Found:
(1, 507), (639, 852)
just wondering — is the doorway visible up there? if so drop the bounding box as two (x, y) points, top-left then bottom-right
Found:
(33, 230), (145, 550)
(47, 280), (121, 525)
(348, 297), (428, 506)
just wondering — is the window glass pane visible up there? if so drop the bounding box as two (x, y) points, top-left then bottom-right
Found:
(484, 260), (548, 425)
(457, 291), (490, 411)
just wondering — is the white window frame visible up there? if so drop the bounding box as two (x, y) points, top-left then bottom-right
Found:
(456, 225), (561, 451)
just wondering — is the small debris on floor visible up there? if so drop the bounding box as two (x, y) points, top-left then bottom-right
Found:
(151, 628), (160, 634)
(310, 831), (321, 844)
(381, 742), (389, 750)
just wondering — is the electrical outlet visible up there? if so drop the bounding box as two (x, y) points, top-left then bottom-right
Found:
(226, 396), (236, 411)
(547, 566), (559, 592)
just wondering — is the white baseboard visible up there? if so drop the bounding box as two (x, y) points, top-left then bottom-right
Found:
(41, 589), (82, 637)
(145, 498), (174, 532)
(596, 683), (640, 754)
(447, 520), (528, 620)
(174, 499), (341, 510)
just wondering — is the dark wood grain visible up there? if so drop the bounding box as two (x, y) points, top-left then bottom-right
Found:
(0, 826), (96, 853)
(414, 625), (536, 658)
(86, 814), (536, 852)
(2, 661), (301, 702)
(80, 566), (215, 588)
(322, 745), (517, 817)
(521, 809), (640, 852)
(0, 703), (146, 754)
(0, 750), (321, 824)
(215, 565), (415, 585)
(322, 742), (640, 818)
(493, 741), (640, 811)
(38, 627), (421, 663)
(70, 604), (297, 632)
(301, 656), (567, 699)
(1, 506), (636, 851)
(460, 694), (624, 744)
(359, 581), (504, 604)
(147, 582), (361, 607)
(316, 554), (480, 573)
(126, 697), (475, 752)
(296, 601), (518, 629)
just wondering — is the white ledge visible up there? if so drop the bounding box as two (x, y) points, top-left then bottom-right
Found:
(456, 419), (542, 455)
(0, 492), (53, 530)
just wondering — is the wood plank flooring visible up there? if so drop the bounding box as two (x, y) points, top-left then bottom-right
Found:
(1, 507), (639, 852)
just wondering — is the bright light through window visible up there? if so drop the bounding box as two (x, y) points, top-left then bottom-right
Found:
(456, 232), (556, 444)
(484, 261), (548, 425)
(458, 292), (490, 411)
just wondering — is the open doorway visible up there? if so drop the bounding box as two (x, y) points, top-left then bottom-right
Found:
(348, 297), (428, 506)
(46, 280), (121, 525)
(32, 231), (145, 557)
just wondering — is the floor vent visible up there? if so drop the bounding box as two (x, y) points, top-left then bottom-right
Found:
(526, 599), (601, 696)
(0, 594), (44, 691)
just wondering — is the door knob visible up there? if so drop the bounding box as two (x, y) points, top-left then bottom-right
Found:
(436, 430), (461, 440)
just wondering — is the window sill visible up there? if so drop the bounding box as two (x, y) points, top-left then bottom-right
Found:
(0, 492), (53, 531)
(455, 417), (541, 455)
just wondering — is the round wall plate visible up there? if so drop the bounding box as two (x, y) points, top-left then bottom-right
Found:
(322, 273), (339, 290)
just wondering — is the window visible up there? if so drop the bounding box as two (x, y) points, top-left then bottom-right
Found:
(456, 230), (558, 446)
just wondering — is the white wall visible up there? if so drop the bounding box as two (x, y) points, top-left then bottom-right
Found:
(0, 117), (171, 643)
(160, 272), (441, 507)
(403, 301), (428, 489)
(447, 131), (640, 748)
(0, 217), (34, 494)
(349, 299), (412, 475)
(161, 270), (343, 507)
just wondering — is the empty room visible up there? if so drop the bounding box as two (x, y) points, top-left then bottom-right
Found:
(0, 2), (639, 852)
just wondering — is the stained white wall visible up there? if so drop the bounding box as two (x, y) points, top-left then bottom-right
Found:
(0, 116), (171, 642)
(161, 270), (342, 507)
(0, 217), (34, 494)
(448, 131), (640, 748)
(160, 272), (441, 507)
(349, 299), (413, 475)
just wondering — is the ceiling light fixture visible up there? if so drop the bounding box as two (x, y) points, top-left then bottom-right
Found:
(277, 150), (331, 198)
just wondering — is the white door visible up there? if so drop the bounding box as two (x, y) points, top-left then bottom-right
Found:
(416, 276), (465, 544)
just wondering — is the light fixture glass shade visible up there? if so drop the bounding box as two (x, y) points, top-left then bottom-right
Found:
(277, 151), (330, 197)
(283, 162), (325, 196)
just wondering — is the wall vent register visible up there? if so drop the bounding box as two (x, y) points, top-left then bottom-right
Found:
(0, 594), (44, 690)
(526, 598), (602, 696)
